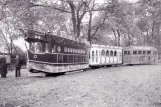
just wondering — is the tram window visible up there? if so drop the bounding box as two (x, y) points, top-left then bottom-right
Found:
(114, 51), (117, 56)
(78, 56), (81, 62)
(44, 43), (49, 52)
(124, 51), (127, 55)
(99, 51), (101, 56)
(82, 56), (85, 62)
(106, 50), (109, 56)
(153, 51), (157, 55)
(133, 51), (136, 55)
(67, 55), (73, 63)
(110, 51), (113, 56)
(79, 56), (83, 62)
(92, 51), (94, 62)
(143, 51), (146, 54)
(128, 51), (130, 55)
(82, 56), (84, 62)
(101, 50), (105, 56)
(35, 42), (43, 53)
(96, 51), (98, 56)
(138, 51), (142, 54)
(63, 55), (68, 63)
(58, 54), (63, 63)
(92, 51), (94, 57)
(147, 51), (151, 54)
(51, 45), (56, 53)
(74, 55), (78, 62)
(84, 56), (87, 62)
(96, 51), (98, 62)
(77, 56), (80, 62)
(89, 52), (90, 59)
(30, 42), (35, 52)
(120, 52), (122, 56)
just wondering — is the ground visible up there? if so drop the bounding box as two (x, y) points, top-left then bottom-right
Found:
(0, 64), (161, 107)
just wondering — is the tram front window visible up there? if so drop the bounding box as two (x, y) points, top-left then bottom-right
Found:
(29, 42), (48, 53)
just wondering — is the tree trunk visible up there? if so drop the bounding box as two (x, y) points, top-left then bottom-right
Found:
(112, 28), (117, 46)
(77, 18), (81, 37)
(87, 11), (92, 42)
(117, 29), (121, 46)
(127, 33), (131, 46)
(68, 1), (77, 35)
(151, 21), (155, 45)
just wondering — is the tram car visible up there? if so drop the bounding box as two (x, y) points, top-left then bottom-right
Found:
(24, 29), (89, 74)
(89, 44), (123, 67)
(123, 46), (158, 65)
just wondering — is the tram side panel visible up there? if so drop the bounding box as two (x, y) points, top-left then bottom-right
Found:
(90, 45), (123, 67)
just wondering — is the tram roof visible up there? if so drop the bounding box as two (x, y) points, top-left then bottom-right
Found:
(91, 44), (122, 49)
(123, 46), (157, 51)
(23, 29), (89, 45)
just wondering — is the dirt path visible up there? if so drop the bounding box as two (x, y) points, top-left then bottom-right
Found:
(0, 64), (161, 107)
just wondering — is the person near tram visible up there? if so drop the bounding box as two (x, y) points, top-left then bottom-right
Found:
(0, 55), (7, 78)
(15, 54), (22, 77)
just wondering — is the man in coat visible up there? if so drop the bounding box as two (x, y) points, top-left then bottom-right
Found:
(15, 54), (22, 77)
(0, 56), (7, 78)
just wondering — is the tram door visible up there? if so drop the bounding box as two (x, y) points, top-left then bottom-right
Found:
(101, 50), (106, 64)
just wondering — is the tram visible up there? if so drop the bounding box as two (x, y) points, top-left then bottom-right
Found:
(24, 29), (89, 74)
(123, 46), (158, 65)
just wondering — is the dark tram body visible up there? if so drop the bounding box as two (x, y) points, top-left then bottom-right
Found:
(25, 29), (89, 73)
(24, 29), (158, 74)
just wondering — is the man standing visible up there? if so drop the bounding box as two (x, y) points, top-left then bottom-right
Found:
(0, 56), (7, 78)
(15, 54), (22, 77)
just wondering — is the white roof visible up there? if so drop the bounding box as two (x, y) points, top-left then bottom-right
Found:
(91, 44), (122, 49)
(123, 46), (157, 51)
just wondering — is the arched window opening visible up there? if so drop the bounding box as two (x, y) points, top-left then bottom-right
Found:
(110, 51), (113, 56)
(106, 50), (109, 56)
(92, 51), (95, 62)
(114, 51), (117, 56)
(96, 50), (98, 63)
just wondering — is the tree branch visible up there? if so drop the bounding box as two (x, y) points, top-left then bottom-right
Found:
(29, 3), (71, 13)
